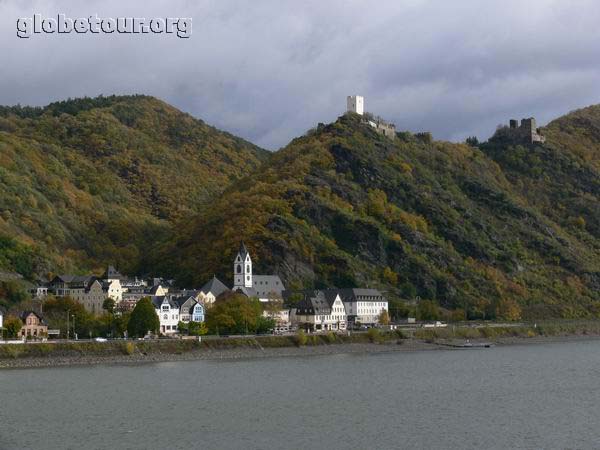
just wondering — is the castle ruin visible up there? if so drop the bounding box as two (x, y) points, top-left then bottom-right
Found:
(346, 95), (396, 140)
(507, 117), (546, 144)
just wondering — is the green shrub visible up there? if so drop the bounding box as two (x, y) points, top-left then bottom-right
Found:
(367, 327), (382, 343)
(308, 335), (320, 345)
(295, 330), (308, 347)
(121, 342), (136, 355)
(325, 331), (337, 344)
(479, 327), (498, 339)
(0, 344), (23, 359)
(455, 327), (481, 339)
(394, 329), (407, 339)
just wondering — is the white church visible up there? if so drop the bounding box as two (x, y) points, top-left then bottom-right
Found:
(232, 241), (285, 302)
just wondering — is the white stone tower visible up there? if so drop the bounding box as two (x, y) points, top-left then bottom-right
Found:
(347, 95), (364, 115)
(233, 241), (253, 288)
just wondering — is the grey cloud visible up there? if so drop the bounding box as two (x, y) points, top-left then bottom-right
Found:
(1, 0), (600, 149)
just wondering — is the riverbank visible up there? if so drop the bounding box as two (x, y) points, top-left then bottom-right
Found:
(0, 340), (437, 369)
(2, 324), (600, 369)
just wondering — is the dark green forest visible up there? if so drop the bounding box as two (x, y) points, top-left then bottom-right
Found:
(0, 95), (267, 277)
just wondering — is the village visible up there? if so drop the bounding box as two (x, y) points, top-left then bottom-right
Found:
(0, 241), (390, 340)
(0, 95), (547, 342)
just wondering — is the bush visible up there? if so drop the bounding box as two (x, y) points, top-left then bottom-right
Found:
(394, 329), (407, 339)
(121, 342), (136, 355)
(308, 335), (320, 345)
(367, 327), (381, 343)
(295, 329), (308, 346)
(478, 327), (498, 339)
(0, 345), (23, 359)
(4, 316), (22, 338)
(325, 331), (337, 344)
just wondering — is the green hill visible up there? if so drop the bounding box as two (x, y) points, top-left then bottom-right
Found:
(162, 111), (600, 320)
(2, 94), (599, 319)
(0, 95), (268, 277)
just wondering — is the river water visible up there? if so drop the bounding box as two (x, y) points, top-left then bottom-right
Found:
(1, 339), (600, 449)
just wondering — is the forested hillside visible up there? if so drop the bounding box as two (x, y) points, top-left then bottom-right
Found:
(1, 94), (599, 319)
(0, 95), (267, 277)
(162, 111), (600, 319)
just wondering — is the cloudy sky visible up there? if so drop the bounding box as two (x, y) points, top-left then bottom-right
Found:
(2, 0), (600, 150)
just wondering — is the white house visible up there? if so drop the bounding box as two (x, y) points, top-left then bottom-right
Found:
(29, 285), (48, 299)
(332, 288), (388, 326)
(152, 296), (180, 335)
(289, 290), (347, 332)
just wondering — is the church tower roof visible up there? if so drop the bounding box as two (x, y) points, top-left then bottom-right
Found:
(238, 240), (249, 259)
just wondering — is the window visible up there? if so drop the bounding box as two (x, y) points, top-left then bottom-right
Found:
(237, 265), (242, 274)
(246, 265), (250, 272)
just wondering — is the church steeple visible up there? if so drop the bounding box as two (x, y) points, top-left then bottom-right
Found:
(234, 241), (252, 288)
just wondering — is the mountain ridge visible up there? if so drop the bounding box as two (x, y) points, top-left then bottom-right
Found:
(0, 95), (268, 277)
(161, 110), (600, 319)
(1, 95), (599, 319)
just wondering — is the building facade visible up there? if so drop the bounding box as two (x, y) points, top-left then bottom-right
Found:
(333, 288), (388, 326)
(252, 275), (285, 301)
(19, 311), (47, 339)
(49, 275), (106, 315)
(152, 296), (180, 335)
(175, 296), (205, 324)
(289, 290), (347, 332)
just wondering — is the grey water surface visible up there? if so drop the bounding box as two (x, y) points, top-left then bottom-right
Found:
(1, 339), (600, 450)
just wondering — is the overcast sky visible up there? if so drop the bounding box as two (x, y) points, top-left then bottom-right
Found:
(2, 0), (600, 150)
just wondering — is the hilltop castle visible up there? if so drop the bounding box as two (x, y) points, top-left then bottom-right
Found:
(347, 95), (396, 139)
(505, 117), (546, 144)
